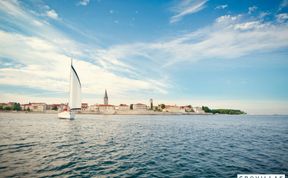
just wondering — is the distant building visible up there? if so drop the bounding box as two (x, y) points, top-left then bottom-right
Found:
(21, 104), (30, 110)
(0, 103), (8, 108)
(180, 105), (194, 112)
(46, 104), (67, 111)
(163, 105), (181, 112)
(47, 104), (59, 111)
(81, 103), (88, 111)
(118, 104), (129, 111)
(150, 99), (153, 110)
(1, 102), (17, 109)
(22, 103), (46, 112)
(32, 103), (46, 112)
(7, 102), (16, 107)
(98, 104), (115, 113)
(133, 103), (147, 111)
(193, 107), (205, 114)
(104, 89), (108, 105)
(89, 104), (99, 112)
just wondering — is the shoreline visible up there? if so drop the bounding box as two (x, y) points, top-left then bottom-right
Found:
(0, 111), (211, 115)
(2, 111), (284, 116)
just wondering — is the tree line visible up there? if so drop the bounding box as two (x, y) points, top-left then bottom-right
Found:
(0, 103), (21, 111)
(202, 106), (246, 115)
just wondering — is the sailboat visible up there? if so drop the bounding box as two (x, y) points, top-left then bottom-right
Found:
(58, 59), (81, 119)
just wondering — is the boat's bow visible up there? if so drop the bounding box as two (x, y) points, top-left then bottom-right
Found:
(58, 111), (75, 119)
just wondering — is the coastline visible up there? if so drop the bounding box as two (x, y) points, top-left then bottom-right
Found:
(0, 111), (211, 115)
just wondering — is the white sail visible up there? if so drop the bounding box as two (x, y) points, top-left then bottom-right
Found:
(69, 64), (81, 110)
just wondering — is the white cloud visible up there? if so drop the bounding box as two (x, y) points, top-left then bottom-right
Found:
(233, 21), (266, 30)
(279, 0), (288, 10)
(215, 4), (228, 10)
(0, 30), (169, 99)
(46, 9), (58, 20)
(170, 0), (208, 23)
(248, 6), (258, 14)
(276, 13), (288, 23)
(78, 0), (90, 6)
(258, 12), (270, 19)
(215, 14), (241, 24)
(0, 0), (170, 104)
(161, 15), (288, 65)
(103, 14), (288, 67)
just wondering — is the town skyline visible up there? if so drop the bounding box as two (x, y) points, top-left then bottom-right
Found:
(0, 0), (288, 115)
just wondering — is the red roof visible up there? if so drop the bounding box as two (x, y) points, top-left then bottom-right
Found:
(22, 104), (31, 106)
(135, 103), (146, 105)
(165, 105), (179, 108)
(97, 104), (114, 107)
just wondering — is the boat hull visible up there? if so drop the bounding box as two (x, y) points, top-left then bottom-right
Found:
(58, 111), (75, 120)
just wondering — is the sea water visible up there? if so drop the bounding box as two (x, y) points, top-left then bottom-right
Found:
(0, 113), (287, 177)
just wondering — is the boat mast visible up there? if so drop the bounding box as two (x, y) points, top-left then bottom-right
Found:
(68, 57), (73, 110)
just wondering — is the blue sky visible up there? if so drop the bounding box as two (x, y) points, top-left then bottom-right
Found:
(0, 0), (288, 114)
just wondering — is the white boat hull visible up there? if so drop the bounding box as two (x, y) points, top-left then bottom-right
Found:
(58, 111), (75, 119)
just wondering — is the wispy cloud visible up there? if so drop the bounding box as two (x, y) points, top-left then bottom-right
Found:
(215, 4), (228, 10)
(279, 0), (288, 11)
(46, 9), (59, 20)
(100, 14), (288, 67)
(78, 0), (90, 6)
(163, 15), (288, 66)
(0, 0), (169, 103)
(248, 6), (258, 14)
(276, 13), (288, 23)
(170, 0), (208, 23)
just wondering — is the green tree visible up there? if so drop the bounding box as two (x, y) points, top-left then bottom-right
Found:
(52, 105), (58, 111)
(12, 103), (21, 111)
(186, 105), (194, 112)
(4, 106), (11, 111)
(27, 107), (31, 112)
(160, 104), (165, 109)
(0, 105), (3, 110)
(202, 106), (212, 113)
(202, 106), (245, 115)
(130, 104), (133, 110)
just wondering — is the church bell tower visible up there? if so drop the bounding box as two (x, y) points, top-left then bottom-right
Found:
(104, 89), (108, 105)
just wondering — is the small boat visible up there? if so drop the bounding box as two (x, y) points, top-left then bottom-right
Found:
(58, 59), (81, 119)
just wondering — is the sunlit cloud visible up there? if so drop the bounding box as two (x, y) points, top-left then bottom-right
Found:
(215, 4), (228, 10)
(170, 0), (208, 23)
(78, 0), (90, 6)
(276, 13), (288, 23)
(107, 14), (288, 67)
(279, 0), (288, 11)
(46, 9), (58, 20)
(0, 0), (170, 104)
(248, 6), (257, 14)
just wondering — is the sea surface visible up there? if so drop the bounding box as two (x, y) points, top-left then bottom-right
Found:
(0, 113), (287, 177)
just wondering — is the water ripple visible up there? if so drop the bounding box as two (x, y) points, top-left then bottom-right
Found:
(0, 114), (287, 177)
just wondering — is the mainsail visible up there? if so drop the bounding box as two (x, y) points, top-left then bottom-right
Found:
(69, 63), (81, 110)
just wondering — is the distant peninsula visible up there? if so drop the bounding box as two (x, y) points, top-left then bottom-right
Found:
(202, 106), (246, 115)
(0, 90), (246, 115)
(0, 102), (246, 115)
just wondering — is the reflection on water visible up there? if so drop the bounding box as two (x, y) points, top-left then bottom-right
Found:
(0, 113), (287, 177)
